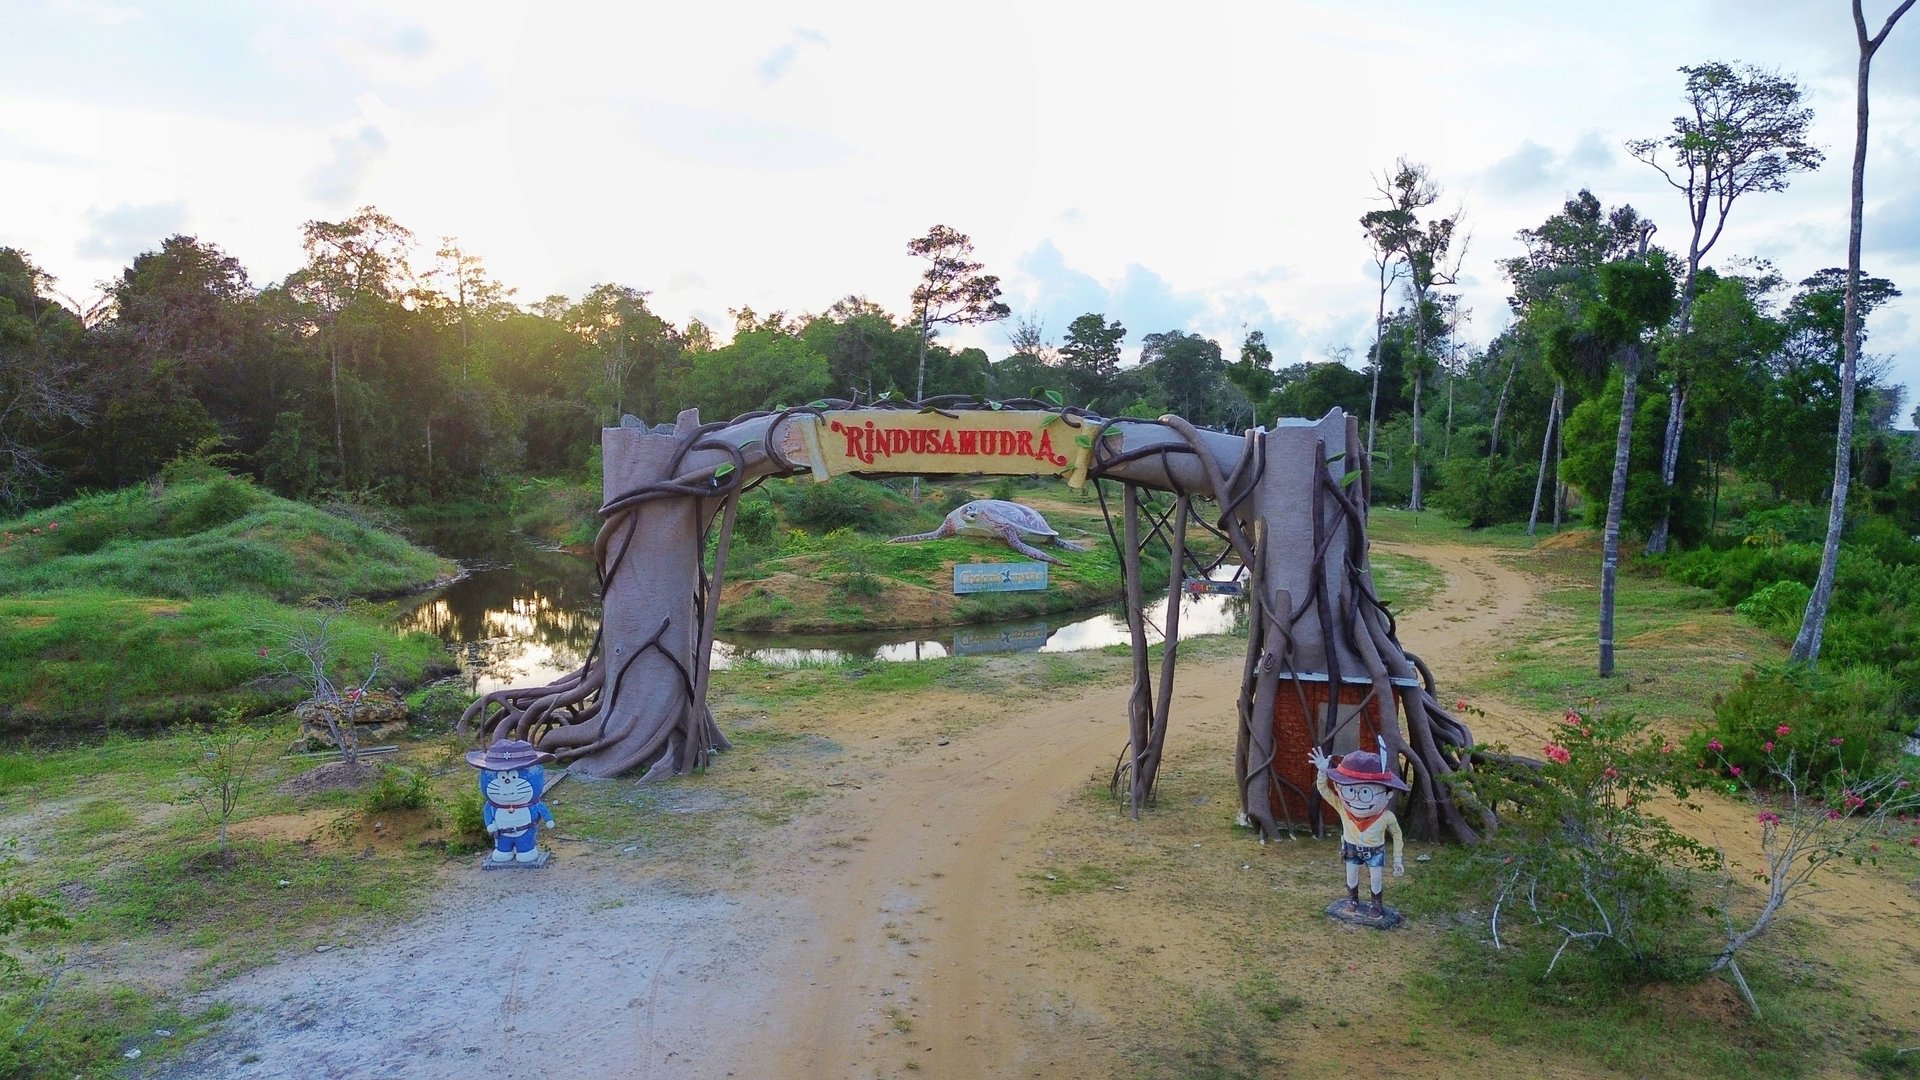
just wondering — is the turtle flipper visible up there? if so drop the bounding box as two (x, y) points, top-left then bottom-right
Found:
(1000, 523), (1062, 564)
(1053, 537), (1092, 552)
(888, 530), (943, 544)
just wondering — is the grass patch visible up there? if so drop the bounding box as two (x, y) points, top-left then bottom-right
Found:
(0, 592), (444, 732)
(1473, 543), (1784, 721)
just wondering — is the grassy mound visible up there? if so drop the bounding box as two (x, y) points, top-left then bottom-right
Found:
(0, 476), (452, 599)
(0, 477), (455, 732)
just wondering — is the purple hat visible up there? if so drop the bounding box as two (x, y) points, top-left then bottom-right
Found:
(1327, 750), (1410, 792)
(466, 738), (555, 771)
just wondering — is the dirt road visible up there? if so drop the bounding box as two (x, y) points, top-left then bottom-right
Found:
(161, 540), (1787, 1079)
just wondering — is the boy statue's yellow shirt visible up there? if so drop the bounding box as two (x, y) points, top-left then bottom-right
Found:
(1315, 774), (1405, 858)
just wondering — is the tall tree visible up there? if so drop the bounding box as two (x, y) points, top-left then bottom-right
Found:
(1362, 216), (1409, 460)
(0, 249), (89, 509)
(1361, 159), (1464, 510)
(906, 225), (1009, 401)
(1502, 192), (1651, 535)
(1542, 230), (1671, 677)
(284, 207), (415, 480)
(1798, 0), (1913, 669)
(1058, 313), (1126, 406)
(1225, 329), (1277, 427)
(1629, 61), (1823, 554)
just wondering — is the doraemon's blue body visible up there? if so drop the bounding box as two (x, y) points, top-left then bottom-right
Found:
(481, 764), (554, 863)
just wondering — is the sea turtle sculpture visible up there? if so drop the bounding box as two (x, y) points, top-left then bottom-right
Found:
(889, 499), (1091, 565)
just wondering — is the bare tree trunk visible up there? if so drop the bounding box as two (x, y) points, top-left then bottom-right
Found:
(1488, 350), (1519, 460)
(1528, 381), (1563, 536)
(1409, 367), (1424, 510)
(328, 336), (346, 477)
(1795, 0), (1915, 661)
(1552, 389), (1567, 530)
(1600, 347), (1643, 677)
(1366, 258), (1393, 465)
(1644, 386), (1686, 554)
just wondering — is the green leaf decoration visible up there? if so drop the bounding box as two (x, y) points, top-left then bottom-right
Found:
(1326, 452), (1346, 464)
(713, 462), (735, 479)
(1044, 389), (1064, 406)
(990, 401), (1004, 410)
(739, 438), (761, 451)
(1102, 429), (1124, 439)
(1075, 434), (1093, 448)
(1341, 469), (1361, 488)
(807, 399), (828, 409)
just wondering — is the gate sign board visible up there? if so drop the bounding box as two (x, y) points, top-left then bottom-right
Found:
(954, 561), (1049, 594)
(783, 410), (1102, 487)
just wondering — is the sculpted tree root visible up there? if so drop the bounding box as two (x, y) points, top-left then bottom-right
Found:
(1097, 413), (1488, 844)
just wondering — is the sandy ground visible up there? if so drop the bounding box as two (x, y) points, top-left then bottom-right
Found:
(152, 541), (1920, 1079)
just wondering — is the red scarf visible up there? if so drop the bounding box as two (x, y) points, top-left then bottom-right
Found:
(1346, 809), (1385, 833)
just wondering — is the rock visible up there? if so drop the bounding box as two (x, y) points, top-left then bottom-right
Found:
(294, 692), (409, 750)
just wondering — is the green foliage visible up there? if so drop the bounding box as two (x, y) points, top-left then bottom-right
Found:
(1735, 579), (1812, 637)
(362, 763), (434, 812)
(1432, 453), (1536, 528)
(1698, 664), (1904, 782)
(411, 681), (473, 731)
(446, 784), (489, 854)
(774, 477), (915, 534)
(1451, 710), (1716, 985)
(733, 493), (778, 544)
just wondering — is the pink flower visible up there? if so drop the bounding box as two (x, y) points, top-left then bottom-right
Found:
(1831, 737), (1845, 746)
(1827, 810), (1843, 821)
(1457, 699), (1468, 711)
(1762, 741), (1774, 753)
(1660, 742), (1676, 755)
(1729, 765), (1743, 777)
(1910, 837), (1920, 847)
(1707, 739), (1724, 753)
(1899, 780), (1911, 790)
(257, 647), (269, 658)
(1757, 811), (1781, 826)
(1775, 724), (1791, 737)
(47, 522), (56, 530)
(1603, 766), (1620, 780)
(1542, 743), (1571, 765)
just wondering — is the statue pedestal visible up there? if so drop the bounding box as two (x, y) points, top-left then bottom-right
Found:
(481, 850), (551, 871)
(1324, 898), (1402, 930)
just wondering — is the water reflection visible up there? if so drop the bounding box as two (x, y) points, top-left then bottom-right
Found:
(395, 522), (1246, 694)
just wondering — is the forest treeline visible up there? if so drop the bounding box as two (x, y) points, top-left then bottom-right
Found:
(2, 201), (1915, 536)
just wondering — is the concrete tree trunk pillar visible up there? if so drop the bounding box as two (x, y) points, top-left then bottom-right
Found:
(577, 414), (702, 778)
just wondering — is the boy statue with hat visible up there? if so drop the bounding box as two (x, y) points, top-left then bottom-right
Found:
(1308, 739), (1407, 926)
(467, 738), (557, 868)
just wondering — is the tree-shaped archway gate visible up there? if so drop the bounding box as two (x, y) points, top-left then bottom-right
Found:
(459, 399), (1486, 843)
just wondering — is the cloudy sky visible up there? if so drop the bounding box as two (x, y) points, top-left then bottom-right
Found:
(8, 0), (1920, 416)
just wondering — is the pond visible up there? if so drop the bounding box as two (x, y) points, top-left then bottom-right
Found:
(394, 522), (1247, 696)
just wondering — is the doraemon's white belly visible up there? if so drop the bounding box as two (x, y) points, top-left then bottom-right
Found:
(493, 806), (533, 830)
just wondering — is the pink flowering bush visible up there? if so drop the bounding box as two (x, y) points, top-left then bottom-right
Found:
(1450, 710), (1715, 984)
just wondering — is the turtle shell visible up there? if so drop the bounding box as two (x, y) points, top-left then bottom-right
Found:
(956, 499), (1060, 537)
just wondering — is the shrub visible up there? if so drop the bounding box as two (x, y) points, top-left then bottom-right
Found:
(734, 496), (778, 544)
(362, 764), (433, 812)
(1698, 663), (1904, 783)
(445, 785), (489, 854)
(161, 474), (265, 537)
(1733, 579), (1810, 638)
(1449, 710), (1716, 986)
(780, 477), (913, 534)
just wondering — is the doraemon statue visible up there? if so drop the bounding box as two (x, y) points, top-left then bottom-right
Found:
(466, 738), (557, 867)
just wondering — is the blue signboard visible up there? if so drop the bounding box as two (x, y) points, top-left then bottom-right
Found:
(954, 561), (1049, 594)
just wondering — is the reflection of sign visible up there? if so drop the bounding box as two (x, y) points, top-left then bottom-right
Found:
(785, 411), (1103, 488)
(953, 621), (1052, 655)
(954, 561), (1049, 594)
(1184, 578), (1245, 596)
